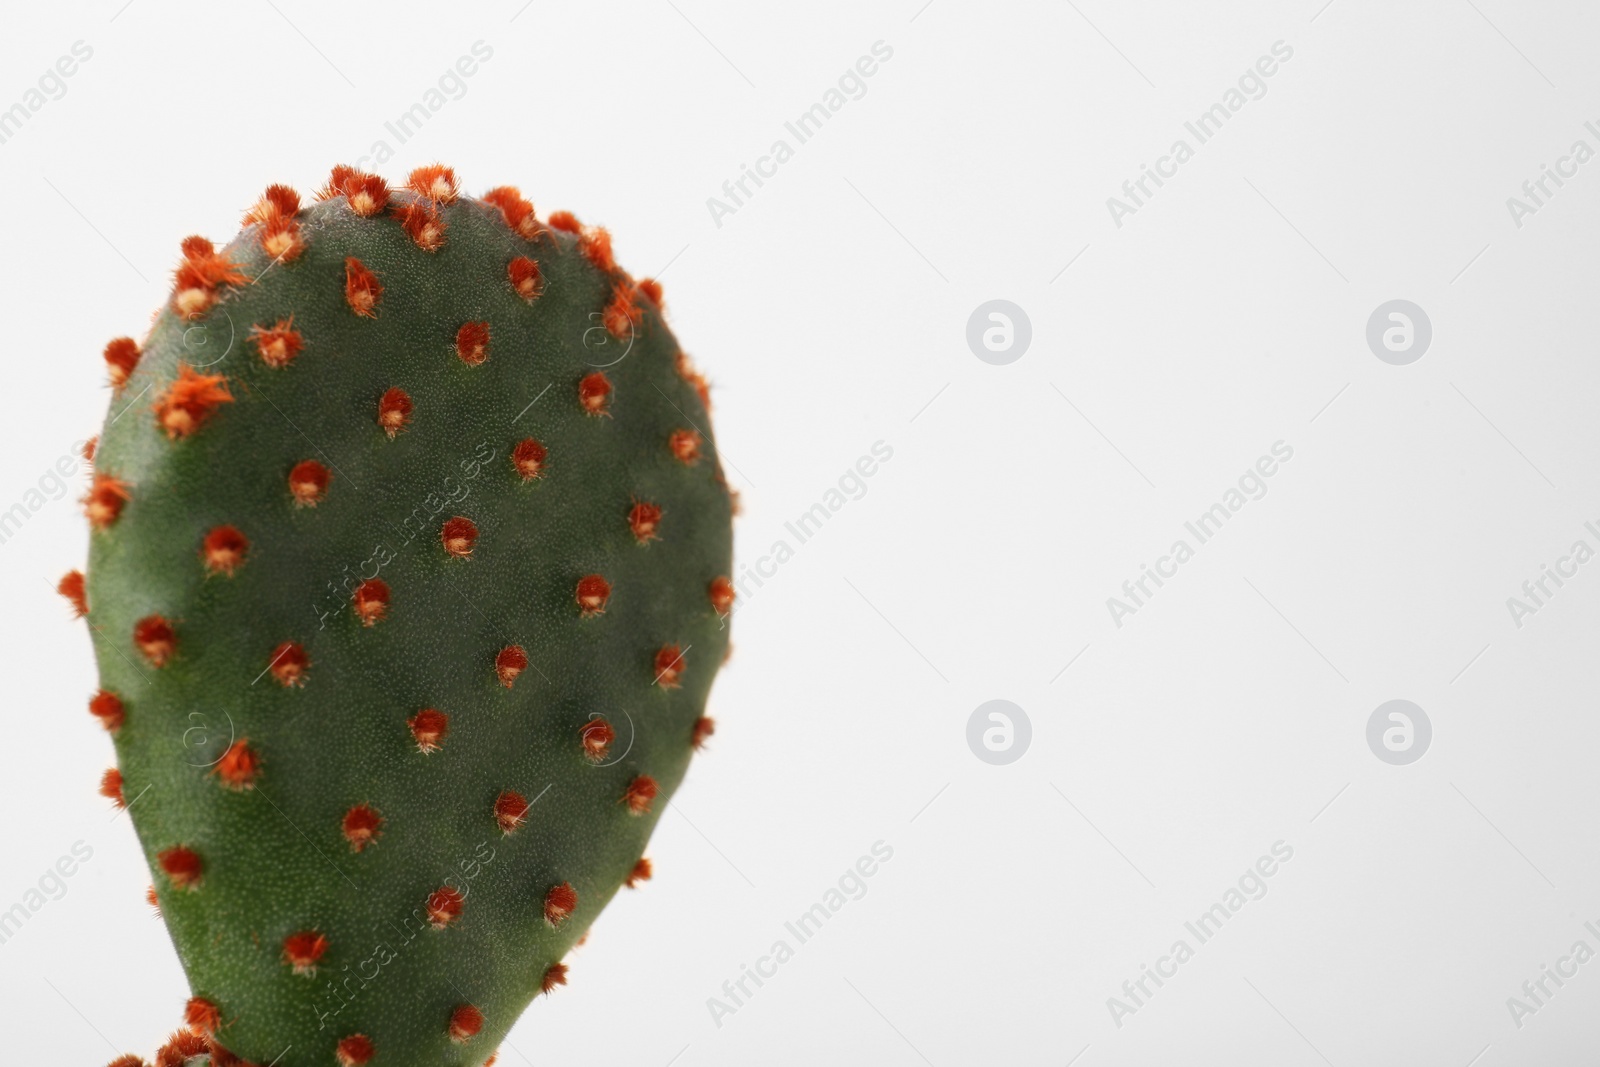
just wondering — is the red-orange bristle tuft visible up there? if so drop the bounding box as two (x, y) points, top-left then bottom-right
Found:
(622, 775), (658, 815)
(441, 516), (478, 558)
(578, 371), (612, 416)
(335, 1034), (374, 1067)
(575, 574), (611, 616)
(58, 570), (88, 617)
(625, 857), (653, 887)
(455, 321), (490, 366)
(288, 460), (331, 506)
(426, 886), (464, 928)
(482, 185), (544, 240)
(669, 429), (702, 465)
(377, 387), (412, 436)
(409, 165), (461, 203)
(184, 996), (221, 1036)
(269, 641), (309, 687)
(176, 248), (227, 278)
(155, 366), (233, 439)
(495, 645), (528, 688)
(202, 525), (249, 576)
(134, 615), (176, 667)
(448, 1004), (483, 1044)
(511, 438), (547, 480)
(692, 716), (716, 750)
(342, 804), (382, 852)
(180, 235), (215, 260)
(709, 576), (735, 616)
(282, 931), (328, 976)
(579, 226), (615, 272)
(171, 265), (217, 319)
(540, 962), (569, 994)
(354, 578), (390, 625)
(103, 337), (141, 388)
(395, 200), (446, 251)
(409, 708), (448, 753)
(244, 183), (301, 225)
(245, 185), (306, 260)
(602, 285), (643, 339)
(494, 791), (529, 834)
(89, 689), (124, 731)
(155, 1030), (207, 1067)
(85, 474), (130, 528)
(212, 739), (260, 791)
(653, 645), (685, 688)
(249, 318), (304, 368)
(83, 436), (97, 463)
(344, 257), (382, 317)
(158, 846), (202, 890)
(544, 882), (577, 926)
(479, 186), (517, 213)
(260, 212), (304, 261)
(183, 237), (246, 283)
(637, 277), (664, 307)
(100, 767), (125, 807)
(340, 172), (390, 217)
(508, 256), (543, 300)
(171, 239), (245, 318)
(548, 210), (581, 233)
(265, 183), (300, 214)
(628, 501), (662, 543)
(317, 165), (358, 201)
(106, 1055), (146, 1067)
(580, 717), (614, 761)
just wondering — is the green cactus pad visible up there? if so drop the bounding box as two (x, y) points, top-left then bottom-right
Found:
(76, 167), (732, 1067)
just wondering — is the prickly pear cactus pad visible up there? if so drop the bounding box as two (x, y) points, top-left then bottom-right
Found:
(68, 165), (734, 1067)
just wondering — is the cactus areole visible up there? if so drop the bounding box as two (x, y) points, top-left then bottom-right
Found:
(71, 165), (733, 1067)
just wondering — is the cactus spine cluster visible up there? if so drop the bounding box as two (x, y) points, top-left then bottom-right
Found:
(63, 164), (734, 1067)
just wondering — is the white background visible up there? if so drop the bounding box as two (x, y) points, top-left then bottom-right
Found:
(4, 1), (1600, 1064)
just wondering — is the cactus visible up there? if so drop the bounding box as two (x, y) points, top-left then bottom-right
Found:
(66, 165), (733, 1067)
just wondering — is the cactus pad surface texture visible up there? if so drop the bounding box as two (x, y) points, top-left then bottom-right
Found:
(69, 165), (733, 1067)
